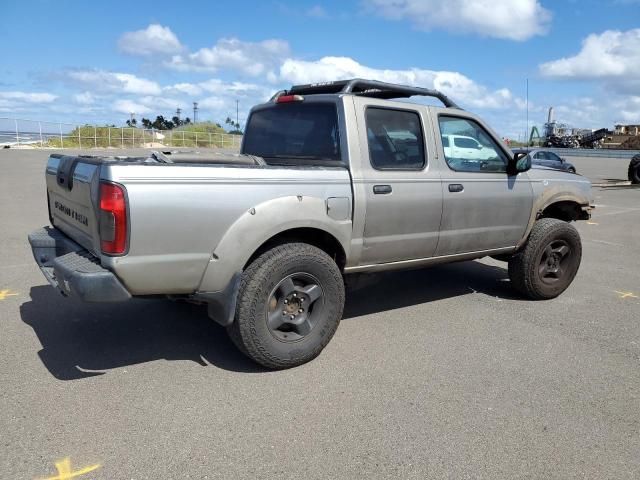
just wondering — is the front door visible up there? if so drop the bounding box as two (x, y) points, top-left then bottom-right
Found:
(354, 98), (443, 265)
(434, 114), (533, 256)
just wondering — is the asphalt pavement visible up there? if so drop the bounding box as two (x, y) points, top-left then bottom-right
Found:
(1, 148), (639, 479)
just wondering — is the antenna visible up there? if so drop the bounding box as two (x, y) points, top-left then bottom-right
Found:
(193, 102), (198, 123)
(525, 78), (529, 151)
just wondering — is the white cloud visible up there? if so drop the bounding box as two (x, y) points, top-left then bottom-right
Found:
(138, 95), (188, 111)
(118, 24), (183, 56)
(550, 94), (640, 129)
(66, 70), (162, 95)
(113, 99), (151, 115)
(160, 79), (273, 122)
(0, 91), (57, 103)
(278, 56), (524, 109)
(164, 82), (203, 96)
(166, 37), (291, 76)
(365, 0), (550, 41)
(73, 92), (95, 104)
(539, 29), (640, 92)
(198, 96), (227, 110)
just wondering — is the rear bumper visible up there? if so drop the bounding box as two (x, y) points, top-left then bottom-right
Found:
(28, 227), (131, 302)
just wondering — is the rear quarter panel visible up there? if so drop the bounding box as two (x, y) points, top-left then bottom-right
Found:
(101, 164), (352, 294)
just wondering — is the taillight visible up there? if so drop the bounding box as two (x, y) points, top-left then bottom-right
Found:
(99, 181), (127, 255)
(276, 94), (304, 103)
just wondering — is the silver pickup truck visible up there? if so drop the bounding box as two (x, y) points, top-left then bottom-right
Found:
(29, 79), (594, 369)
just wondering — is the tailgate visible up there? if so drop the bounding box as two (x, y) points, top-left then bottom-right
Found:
(46, 155), (102, 255)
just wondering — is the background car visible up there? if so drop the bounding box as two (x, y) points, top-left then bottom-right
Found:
(442, 134), (499, 161)
(512, 148), (577, 173)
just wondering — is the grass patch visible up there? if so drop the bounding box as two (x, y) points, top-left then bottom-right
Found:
(44, 123), (241, 149)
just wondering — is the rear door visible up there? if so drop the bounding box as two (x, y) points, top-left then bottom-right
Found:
(46, 155), (102, 254)
(352, 97), (442, 264)
(433, 112), (533, 255)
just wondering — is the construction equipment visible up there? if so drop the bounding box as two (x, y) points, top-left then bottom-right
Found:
(538, 107), (608, 149)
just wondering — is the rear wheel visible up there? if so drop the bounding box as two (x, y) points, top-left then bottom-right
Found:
(508, 218), (582, 300)
(628, 155), (640, 184)
(568, 167), (576, 174)
(227, 243), (344, 369)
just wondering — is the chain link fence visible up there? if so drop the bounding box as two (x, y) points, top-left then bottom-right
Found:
(0, 117), (242, 150)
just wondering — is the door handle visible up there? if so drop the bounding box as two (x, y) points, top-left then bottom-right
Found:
(448, 183), (464, 193)
(373, 185), (392, 195)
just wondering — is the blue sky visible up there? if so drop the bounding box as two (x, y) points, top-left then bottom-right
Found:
(1, 0), (639, 138)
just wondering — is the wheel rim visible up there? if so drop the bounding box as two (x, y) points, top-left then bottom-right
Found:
(537, 239), (573, 285)
(265, 272), (325, 342)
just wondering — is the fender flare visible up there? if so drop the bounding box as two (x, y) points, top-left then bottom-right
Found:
(517, 192), (589, 249)
(196, 195), (352, 325)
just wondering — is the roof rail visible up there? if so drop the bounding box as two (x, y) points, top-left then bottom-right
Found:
(271, 78), (460, 109)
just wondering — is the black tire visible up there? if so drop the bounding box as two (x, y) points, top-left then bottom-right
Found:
(628, 155), (640, 184)
(568, 167), (576, 174)
(508, 218), (582, 300)
(227, 243), (345, 369)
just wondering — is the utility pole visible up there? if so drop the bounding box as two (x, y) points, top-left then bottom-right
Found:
(193, 102), (198, 123)
(130, 112), (135, 124)
(176, 107), (181, 121)
(236, 99), (239, 128)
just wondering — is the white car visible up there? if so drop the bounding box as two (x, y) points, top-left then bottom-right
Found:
(442, 134), (499, 161)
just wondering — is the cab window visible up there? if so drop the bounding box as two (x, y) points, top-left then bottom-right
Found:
(438, 116), (509, 173)
(366, 108), (425, 170)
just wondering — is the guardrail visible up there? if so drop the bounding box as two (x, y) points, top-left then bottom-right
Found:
(0, 117), (242, 150)
(539, 147), (639, 159)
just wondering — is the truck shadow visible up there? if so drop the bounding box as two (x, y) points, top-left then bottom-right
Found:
(21, 260), (516, 380)
(20, 287), (265, 379)
(343, 260), (518, 319)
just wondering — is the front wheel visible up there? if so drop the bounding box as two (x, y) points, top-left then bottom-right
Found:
(508, 218), (582, 300)
(227, 243), (345, 369)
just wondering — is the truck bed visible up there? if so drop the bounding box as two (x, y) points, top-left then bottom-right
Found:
(44, 153), (353, 296)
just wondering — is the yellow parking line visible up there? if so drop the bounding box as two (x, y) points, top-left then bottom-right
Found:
(614, 291), (638, 299)
(0, 289), (18, 300)
(36, 457), (100, 480)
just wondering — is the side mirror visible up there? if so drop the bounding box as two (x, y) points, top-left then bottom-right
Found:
(508, 152), (531, 175)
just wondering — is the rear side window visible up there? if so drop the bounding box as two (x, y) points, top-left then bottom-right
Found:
(366, 108), (425, 170)
(242, 103), (341, 165)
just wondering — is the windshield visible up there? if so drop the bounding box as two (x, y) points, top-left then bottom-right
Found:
(242, 102), (342, 165)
